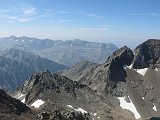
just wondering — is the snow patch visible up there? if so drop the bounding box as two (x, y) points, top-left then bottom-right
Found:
(21, 98), (25, 103)
(93, 113), (97, 116)
(155, 68), (159, 71)
(135, 68), (148, 76)
(17, 94), (25, 99)
(142, 97), (144, 100)
(14, 93), (26, 103)
(67, 105), (87, 113)
(76, 108), (87, 113)
(153, 103), (157, 111)
(67, 105), (74, 109)
(31, 99), (45, 108)
(127, 64), (133, 69)
(118, 96), (141, 119)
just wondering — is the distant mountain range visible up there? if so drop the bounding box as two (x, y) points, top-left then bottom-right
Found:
(0, 48), (66, 90)
(0, 36), (118, 66)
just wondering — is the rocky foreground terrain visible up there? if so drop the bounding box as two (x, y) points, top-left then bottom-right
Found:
(0, 39), (160, 120)
(0, 89), (36, 120)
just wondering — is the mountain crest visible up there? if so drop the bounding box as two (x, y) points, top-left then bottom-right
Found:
(132, 39), (160, 69)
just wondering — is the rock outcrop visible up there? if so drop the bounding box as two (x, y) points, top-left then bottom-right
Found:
(79, 46), (134, 96)
(105, 46), (134, 82)
(37, 110), (92, 120)
(0, 89), (36, 120)
(132, 39), (160, 69)
(0, 89), (29, 115)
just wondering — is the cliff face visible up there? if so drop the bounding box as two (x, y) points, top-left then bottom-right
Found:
(132, 39), (160, 69)
(78, 46), (134, 96)
(0, 89), (36, 120)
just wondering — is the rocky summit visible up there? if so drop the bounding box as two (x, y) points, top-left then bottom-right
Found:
(132, 39), (160, 69)
(78, 46), (134, 96)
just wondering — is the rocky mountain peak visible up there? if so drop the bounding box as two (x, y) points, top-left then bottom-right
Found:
(22, 70), (53, 93)
(132, 39), (160, 69)
(106, 46), (134, 66)
(105, 46), (134, 82)
(98, 46), (133, 95)
(77, 46), (134, 96)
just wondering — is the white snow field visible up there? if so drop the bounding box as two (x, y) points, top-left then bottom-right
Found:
(31, 99), (45, 108)
(135, 68), (148, 76)
(118, 96), (141, 119)
(67, 105), (87, 113)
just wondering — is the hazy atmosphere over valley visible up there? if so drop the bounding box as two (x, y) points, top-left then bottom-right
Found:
(0, 0), (160, 120)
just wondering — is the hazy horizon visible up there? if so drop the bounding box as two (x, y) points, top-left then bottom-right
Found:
(0, 0), (160, 48)
(0, 35), (148, 49)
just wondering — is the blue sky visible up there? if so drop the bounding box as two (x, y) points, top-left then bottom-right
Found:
(0, 0), (160, 47)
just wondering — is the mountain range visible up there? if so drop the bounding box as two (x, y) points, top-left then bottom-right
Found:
(0, 36), (118, 66)
(0, 38), (160, 120)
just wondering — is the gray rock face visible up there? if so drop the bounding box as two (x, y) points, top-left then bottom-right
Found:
(63, 43), (160, 119)
(0, 89), (36, 120)
(0, 89), (30, 115)
(149, 117), (160, 120)
(0, 36), (118, 66)
(78, 46), (134, 95)
(132, 39), (160, 69)
(107, 46), (134, 66)
(106, 46), (134, 82)
(0, 48), (66, 90)
(125, 68), (160, 119)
